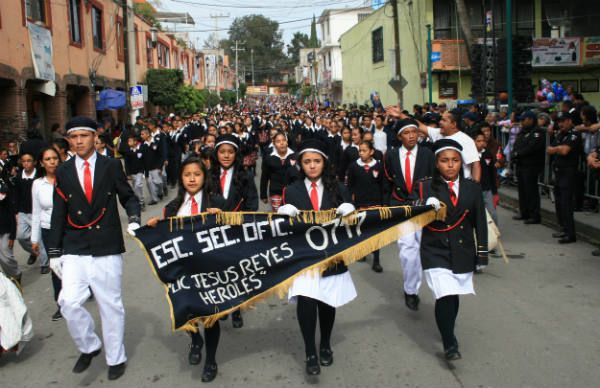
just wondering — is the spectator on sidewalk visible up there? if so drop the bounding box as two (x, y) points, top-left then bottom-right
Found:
(587, 145), (600, 256)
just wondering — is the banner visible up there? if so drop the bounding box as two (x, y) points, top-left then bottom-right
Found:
(27, 22), (55, 82)
(134, 206), (444, 331)
(532, 37), (581, 67)
(583, 37), (600, 65)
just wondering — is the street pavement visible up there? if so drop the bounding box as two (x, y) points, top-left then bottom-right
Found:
(2, 176), (600, 388)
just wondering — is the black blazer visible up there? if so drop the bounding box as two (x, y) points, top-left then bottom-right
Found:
(419, 178), (488, 274)
(282, 179), (351, 277)
(383, 145), (434, 205)
(260, 152), (297, 199)
(216, 167), (259, 212)
(346, 161), (384, 207)
(338, 145), (359, 180)
(47, 154), (141, 258)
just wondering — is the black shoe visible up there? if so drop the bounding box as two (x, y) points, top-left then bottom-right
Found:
(232, 312), (243, 328)
(444, 346), (462, 361)
(592, 248), (600, 257)
(404, 293), (420, 311)
(371, 262), (383, 273)
(558, 237), (576, 244)
(305, 355), (320, 375)
(319, 348), (333, 366)
(148, 200), (158, 206)
(108, 362), (126, 380)
(552, 232), (566, 238)
(201, 363), (218, 382)
(40, 266), (50, 275)
(524, 218), (541, 225)
(512, 215), (527, 221)
(72, 349), (101, 373)
(27, 254), (37, 265)
(188, 344), (202, 365)
(51, 309), (63, 321)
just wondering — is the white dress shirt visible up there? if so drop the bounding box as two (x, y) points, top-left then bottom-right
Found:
(31, 176), (54, 243)
(444, 177), (460, 198)
(220, 167), (233, 199)
(373, 127), (388, 154)
(304, 178), (323, 209)
(75, 152), (97, 191)
(177, 191), (204, 216)
(426, 127), (479, 179)
(399, 145), (417, 181)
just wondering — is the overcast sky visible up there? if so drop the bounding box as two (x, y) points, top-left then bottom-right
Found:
(155, 0), (373, 50)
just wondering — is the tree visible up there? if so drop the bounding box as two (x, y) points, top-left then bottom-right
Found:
(203, 32), (220, 49)
(145, 69), (183, 108)
(287, 32), (311, 64)
(220, 15), (287, 83)
(134, 2), (160, 28)
(308, 15), (319, 48)
(174, 85), (204, 114)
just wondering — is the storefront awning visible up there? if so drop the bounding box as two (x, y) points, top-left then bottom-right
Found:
(96, 89), (126, 110)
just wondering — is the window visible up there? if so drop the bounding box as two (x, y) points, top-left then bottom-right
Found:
(358, 13), (370, 22)
(91, 4), (104, 51)
(24, 0), (51, 27)
(146, 36), (154, 67)
(116, 17), (124, 61)
(68, 0), (82, 45)
(372, 27), (384, 63)
(157, 42), (170, 67)
(134, 25), (140, 64)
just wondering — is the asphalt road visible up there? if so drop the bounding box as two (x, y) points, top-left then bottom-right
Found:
(2, 180), (600, 388)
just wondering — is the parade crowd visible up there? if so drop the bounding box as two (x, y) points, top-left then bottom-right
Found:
(0, 92), (599, 382)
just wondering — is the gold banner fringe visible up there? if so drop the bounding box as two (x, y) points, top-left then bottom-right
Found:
(181, 206), (446, 330)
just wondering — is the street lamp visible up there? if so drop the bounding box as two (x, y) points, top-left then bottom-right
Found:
(150, 26), (158, 48)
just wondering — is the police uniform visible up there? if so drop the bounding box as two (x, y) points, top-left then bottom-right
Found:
(47, 117), (141, 379)
(551, 115), (582, 242)
(511, 112), (546, 223)
(419, 139), (488, 360)
(383, 119), (435, 310)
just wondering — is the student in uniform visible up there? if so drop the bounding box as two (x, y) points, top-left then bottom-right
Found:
(277, 139), (357, 376)
(338, 127), (362, 181)
(140, 128), (163, 205)
(473, 130), (499, 225)
(119, 133), (146, 210)
(418, 139), (488, 361)
(346, 140), (384, 272)
(147, 156), (223, 382)
(12, 152), (40, 269)
(383, 119), (434, 311)
(0, 162), (19, 283)
(210, 134), (259, 328)
(46, 116), (141, 380)
(260, 131), (296, 211)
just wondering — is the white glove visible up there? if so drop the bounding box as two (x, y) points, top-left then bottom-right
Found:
(127, 222), (141, 237)
(49, 257), (64, 279)
(277, 204), (299, 217)
(426, 197), (441, 211)
(336, 202), (356, 217)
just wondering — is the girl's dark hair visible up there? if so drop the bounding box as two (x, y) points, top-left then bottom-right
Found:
(359, 140), (375, 150)
(297, 152), (342, 203)
(431, 150), (464, 194)
(581, 105), (597, 124)
(209, 143), (246, 196)
(471, 129), (485, 140)
(37, 147), (61, 177)
(171, 156), (213, 211)
(272, 130), (287, 142)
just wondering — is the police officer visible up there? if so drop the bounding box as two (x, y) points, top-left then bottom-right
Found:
(511, 111), (546, 224)
(47, 116), (141, 380)
(586, 144), (600, 255)
(547, 112), (582, 244)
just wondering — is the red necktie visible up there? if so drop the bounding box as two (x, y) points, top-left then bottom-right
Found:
(83, 160), (92, 204)
(405, 150), (412, 194)
(448, 181), (458, 206)
(363, 164), (370, 173)
(190, 196), (199, 215)
(310, 182), (319, 211)
(220, 169), (228, 194)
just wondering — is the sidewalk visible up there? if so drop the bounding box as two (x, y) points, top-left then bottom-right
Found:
(498, 185), (600, 245)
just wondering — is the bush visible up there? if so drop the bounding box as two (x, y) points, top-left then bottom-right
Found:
(175, 85), (204, 114)
(146, 69), (183, 108)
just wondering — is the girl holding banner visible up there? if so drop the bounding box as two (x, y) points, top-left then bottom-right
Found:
(278, 139), (357, 376)
(418, 139), (488, 361)
(146, 156), (224, 382)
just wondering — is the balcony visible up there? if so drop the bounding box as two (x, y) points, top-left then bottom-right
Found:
(432, 40), (471, 71)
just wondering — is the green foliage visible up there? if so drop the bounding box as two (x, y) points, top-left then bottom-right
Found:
(221, 15), (287, 83)
(174, 85), (203, 114)
(301, 85), (312, 98)
(287, 79), (300, 96)
(145, 69), (183, 108)
(199, 89), (221, 108)
(239, 83), (247, 98)
(287, 32), (311, 64)
(309, 16), (319, 48)
(133, 3), (160, 28)
(220, 90), (237, 106)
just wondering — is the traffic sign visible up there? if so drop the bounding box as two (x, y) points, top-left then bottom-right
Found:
(431, 51), (441, 63)
(130, 85), (144, 110)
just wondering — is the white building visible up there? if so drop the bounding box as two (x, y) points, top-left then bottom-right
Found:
(317, 7), (372, 103)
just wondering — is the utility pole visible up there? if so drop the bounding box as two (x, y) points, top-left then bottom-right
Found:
(210, 13), (229, 96)
(506, 0), (513, 114)
(390, 0), (403, 107)
(426, 24), (433, 105)
(232, 40), (245, 102)
(122, 0), (137, 124)
(251, 49), (255, 86)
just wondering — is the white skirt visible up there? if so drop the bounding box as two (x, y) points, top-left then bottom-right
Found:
(288, 268), (357, 308)
(424, 268), (475, 300)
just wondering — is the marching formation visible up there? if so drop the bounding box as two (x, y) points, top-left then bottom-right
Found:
(3, 96), (516, 383)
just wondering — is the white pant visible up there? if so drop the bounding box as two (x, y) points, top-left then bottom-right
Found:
(59, 254), (126, 366)
(397, 230), (423, 295)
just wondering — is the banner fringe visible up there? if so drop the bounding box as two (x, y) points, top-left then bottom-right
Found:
(179, 206), (446, 330)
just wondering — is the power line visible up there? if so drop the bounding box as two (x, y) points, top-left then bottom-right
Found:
(171, 0), (365, 9)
